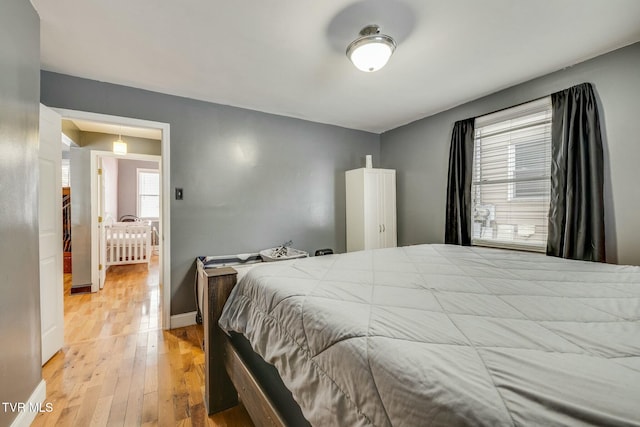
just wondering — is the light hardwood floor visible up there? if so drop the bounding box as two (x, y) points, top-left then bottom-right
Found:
(32, 257), (254, 427)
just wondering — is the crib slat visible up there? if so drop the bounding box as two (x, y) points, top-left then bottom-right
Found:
(139, 227), (143, 261)
(117, 228), (122, 262)
(127, 228), (133, 261)
(109, 226), (115, 264)
(134, 227), (140, 261)
(146, 225), (151, 268)
(127, 230), (135, 261)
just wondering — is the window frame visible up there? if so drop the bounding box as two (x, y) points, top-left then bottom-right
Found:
(470, 97), (552, 253)
(136, 168), (160, 220)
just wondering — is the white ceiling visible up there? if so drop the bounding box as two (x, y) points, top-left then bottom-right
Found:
(33, 0), (640, 134)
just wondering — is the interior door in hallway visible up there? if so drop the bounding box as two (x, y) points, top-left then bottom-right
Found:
(39, 104), (64, 364)
(98, 155), (106, 289)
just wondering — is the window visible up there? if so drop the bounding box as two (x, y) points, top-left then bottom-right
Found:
(471, 97), (552, 252)
(137, 168), (160, 219)
(508, 140), (549, 200)
(61, 158), (70, 187)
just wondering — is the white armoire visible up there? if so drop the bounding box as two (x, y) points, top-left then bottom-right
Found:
(345, 168), (397, 252)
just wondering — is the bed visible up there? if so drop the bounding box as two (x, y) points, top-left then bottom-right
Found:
(215, 244), (640, 426)
(102, 221), (152, 268)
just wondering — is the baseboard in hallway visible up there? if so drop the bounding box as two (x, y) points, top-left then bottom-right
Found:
(170, 310), (198, 329)
(69, 284), (92, 294)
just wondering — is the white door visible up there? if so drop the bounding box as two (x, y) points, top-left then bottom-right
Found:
(39, 104), (64, 364)
(98, 156), (106, 289)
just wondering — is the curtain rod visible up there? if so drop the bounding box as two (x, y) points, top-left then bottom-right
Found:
(465, 82), (591, 122)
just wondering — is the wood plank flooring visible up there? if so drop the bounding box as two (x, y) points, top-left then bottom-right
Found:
(32, 257), (254, 427)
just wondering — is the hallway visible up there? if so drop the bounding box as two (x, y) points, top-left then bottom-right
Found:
(32, 258), (253, 426)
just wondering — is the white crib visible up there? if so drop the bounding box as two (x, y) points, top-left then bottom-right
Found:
(102, 221), (152, 268)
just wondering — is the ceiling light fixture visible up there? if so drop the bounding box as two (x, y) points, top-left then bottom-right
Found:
(113, 133), (127, 155)
(346, 24), (396, 72)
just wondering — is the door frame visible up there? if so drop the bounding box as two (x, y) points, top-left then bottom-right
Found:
(91, 150), (162, 289)
(54, 108), (171, 330)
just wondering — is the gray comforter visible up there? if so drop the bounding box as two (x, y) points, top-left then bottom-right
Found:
(219, 244), (640, 426)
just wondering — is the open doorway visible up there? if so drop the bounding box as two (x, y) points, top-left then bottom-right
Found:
(56, 108), (171, 330)
(93, 151), (161, 289)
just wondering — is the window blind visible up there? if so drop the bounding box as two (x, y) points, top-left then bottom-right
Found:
(61, 158), (70, 188)
(137, 169), (160, 219)
(471, 97), (552, 252)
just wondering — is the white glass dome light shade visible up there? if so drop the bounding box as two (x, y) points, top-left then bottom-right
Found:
(113, 138), (127, 155)
(346, 26), (396, 72)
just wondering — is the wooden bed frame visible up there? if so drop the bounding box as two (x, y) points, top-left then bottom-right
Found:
(200, 266), (289, 427)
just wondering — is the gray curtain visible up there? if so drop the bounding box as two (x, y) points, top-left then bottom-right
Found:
(445, 119), (474, 245)
(547, 83), (606, 262)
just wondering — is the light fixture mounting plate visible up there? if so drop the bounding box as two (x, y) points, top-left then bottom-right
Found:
(359, 24), (381, 37)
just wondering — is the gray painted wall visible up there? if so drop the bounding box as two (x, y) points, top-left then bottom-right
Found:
(380, 42), (640, 266)
(117, 159), (159, 220)
(70, 147), (92, 286)
(0, 1), (42, 425)
(41, 72), (380, 314)
(69, 132), (162, 287)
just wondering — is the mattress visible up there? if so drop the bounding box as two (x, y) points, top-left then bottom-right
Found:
(218, 244), (640, 426)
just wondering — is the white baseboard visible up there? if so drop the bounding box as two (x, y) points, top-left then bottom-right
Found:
(170, 310), (198, 329)
(9, 379), (46, 427)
